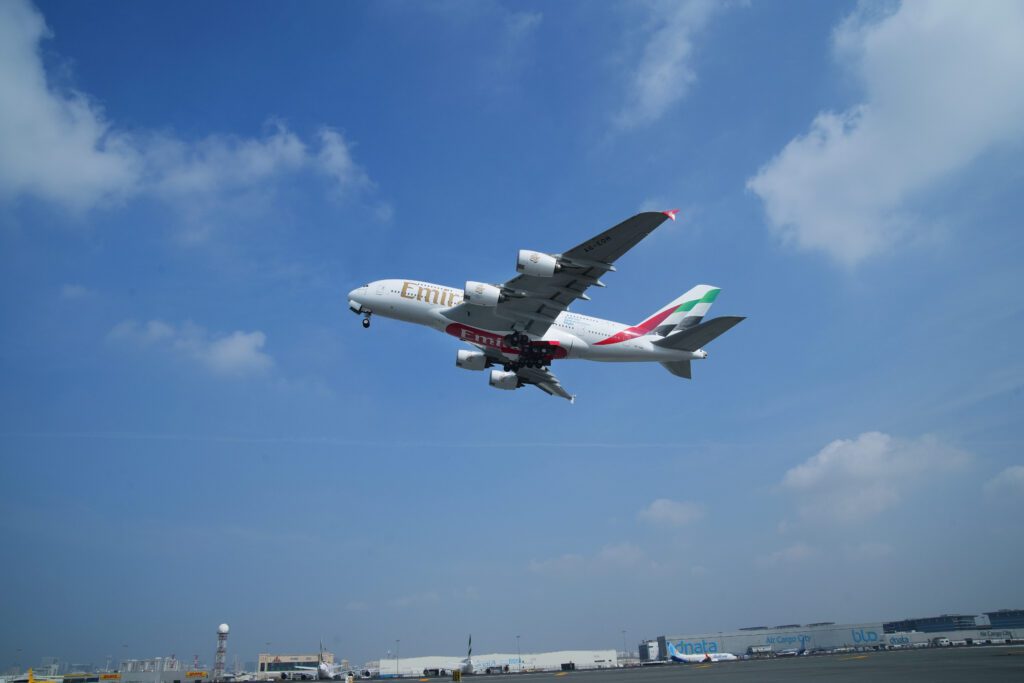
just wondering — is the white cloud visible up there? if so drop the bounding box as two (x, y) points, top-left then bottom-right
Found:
(615, 0), (723, 129)
(637, 498), (705, 527)
(146, 124), (308, 199)
(528, 553), (586, 575)
(747, 1), (1024, 265)
(316, 128), (371, 193)
(843, 541), (892, 560)
(781, 431), (971, 522)
(0, 0), (383, 222)
(388, 591), (441, 609)
(530, 542), (658, 575)
(109, 319), (273, 378)
(984, 465), (1024, 498)
(756, 542), (815, 568)
(60, 284), (95, 300)
(0, 0), (138, 210)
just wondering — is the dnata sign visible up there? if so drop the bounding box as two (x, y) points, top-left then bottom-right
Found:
(852, 629), (879, 643)
(674, 640), (719, 654)
(888, 636), (911, 645)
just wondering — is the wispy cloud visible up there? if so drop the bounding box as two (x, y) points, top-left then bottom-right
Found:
(60, 284), (95, 300)
(0, 0), (385, 228)
(984, 465), (1024, 498)
(756, 542), (816, 568)
(614, 0), (725, 129)
(637, 498), (704, 527)
(529, 542), (659, 576)
(748, 1), (1024, 265)
(387, 591), (441, 609)
(108, 319), (273, 378)
(781, 431), (971, 522)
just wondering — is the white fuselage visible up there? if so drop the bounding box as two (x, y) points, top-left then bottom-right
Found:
(348, 279), (708, 364)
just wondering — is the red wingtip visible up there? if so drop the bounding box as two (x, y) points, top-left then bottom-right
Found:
(662, 209), (679, 221)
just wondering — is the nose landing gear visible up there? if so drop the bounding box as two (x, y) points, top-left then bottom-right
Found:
(361, 313), (371, 328)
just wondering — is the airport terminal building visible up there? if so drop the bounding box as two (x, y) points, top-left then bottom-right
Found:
(646, 622), (903, 659)
(645, 612), (1024, 660)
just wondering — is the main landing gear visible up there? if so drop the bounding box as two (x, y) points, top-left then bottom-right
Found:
(502, 332), (555, 372)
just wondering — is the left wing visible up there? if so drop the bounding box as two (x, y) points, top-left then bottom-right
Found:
(516, 365), (574, 402)
(443, 211), (676, 337)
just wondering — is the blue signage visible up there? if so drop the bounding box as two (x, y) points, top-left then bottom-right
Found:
(852, 629), (879, 643)
(674, 640), (719, 654)
(766, 634), (811, 648)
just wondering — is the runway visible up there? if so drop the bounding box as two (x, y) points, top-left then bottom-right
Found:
(465, 646), (1024, 682)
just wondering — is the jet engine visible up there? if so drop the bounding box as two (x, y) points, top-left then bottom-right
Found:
(456, 349), (488, 371)
(464, 281), (501, 306)
(516, 250), (559, 277)
(488, 369), (519, 390)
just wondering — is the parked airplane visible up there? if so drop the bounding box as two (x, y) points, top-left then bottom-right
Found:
(454, 635), (474, 676)
(291, 642), (344, 680)
(666, 641), (739, 663)
(348, 210), (743, 401)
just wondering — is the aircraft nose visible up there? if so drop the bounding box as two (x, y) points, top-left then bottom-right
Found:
(348, 285), (369, 314)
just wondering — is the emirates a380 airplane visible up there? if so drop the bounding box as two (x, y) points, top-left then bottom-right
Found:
(347, 210), (743, 401)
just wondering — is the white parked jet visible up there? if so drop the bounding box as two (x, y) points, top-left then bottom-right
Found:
(291, 642), (344, 680)
(347, 211), (743, 401)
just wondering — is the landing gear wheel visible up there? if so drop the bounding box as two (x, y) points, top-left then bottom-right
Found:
(361, 316), (371, 328)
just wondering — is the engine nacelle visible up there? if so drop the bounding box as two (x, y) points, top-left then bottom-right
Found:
(456, 349), (488, 371)
(516, 250), (559, 277)
(464, 281), (501, 306)
(488, 369), (519, 390)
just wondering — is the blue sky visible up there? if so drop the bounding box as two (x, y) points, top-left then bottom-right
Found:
(2, 0), (1023, 671)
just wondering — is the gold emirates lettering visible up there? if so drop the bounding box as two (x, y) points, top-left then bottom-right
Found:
(401, 281), (460, 306)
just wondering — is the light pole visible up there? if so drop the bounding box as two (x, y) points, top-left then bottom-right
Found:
(621, 630), (627, 664)
(516, 636), (521, 673)
(395, 640), (400, 678)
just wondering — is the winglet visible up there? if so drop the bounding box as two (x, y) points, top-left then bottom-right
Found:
(662, 209), (679, 221)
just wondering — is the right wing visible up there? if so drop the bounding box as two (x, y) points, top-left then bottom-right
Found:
(443, 211), (675, 337)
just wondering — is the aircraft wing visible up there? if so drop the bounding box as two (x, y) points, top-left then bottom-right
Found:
(443, 211), (675, 337)
(517, 365), (574, 402)
(473, 346), (574, 401)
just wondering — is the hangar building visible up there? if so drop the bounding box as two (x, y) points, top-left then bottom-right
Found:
(375, 650), (616, 677)
(645, 622), (912, 659)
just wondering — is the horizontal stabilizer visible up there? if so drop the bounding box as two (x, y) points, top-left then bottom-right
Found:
(653, 316), (745, 351)
(660, 360), (691, 379)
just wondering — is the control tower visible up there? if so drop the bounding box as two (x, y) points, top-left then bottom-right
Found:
(213, 624), (229, 681)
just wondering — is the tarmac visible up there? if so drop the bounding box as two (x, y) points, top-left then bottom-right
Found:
(469, 646), (1024, 683)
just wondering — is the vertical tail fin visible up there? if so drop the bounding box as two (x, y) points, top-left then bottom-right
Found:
(652, 285), (720, 336)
